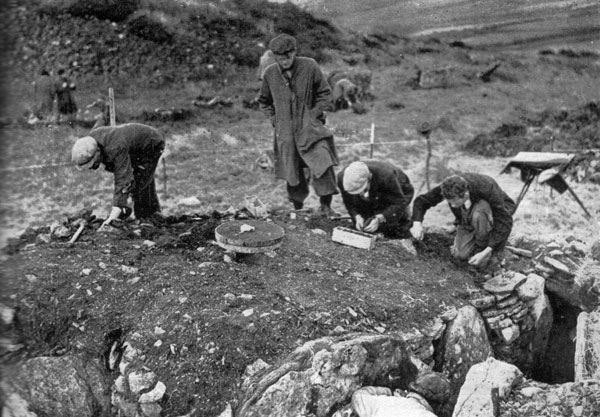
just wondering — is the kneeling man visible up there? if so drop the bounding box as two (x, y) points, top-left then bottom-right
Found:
(338, 160), (414, 237)
(410, 173), (515, 267)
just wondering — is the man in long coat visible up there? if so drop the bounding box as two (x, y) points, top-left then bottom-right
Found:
(71, 123), (165, 229)
(258, 34), (339, 215)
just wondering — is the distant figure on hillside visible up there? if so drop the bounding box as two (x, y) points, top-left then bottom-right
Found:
(338, 160), (414, 237)
(257, 49), (276, 81)
(71, 123), (165, 230)
(54, 68), (78, 125)
(33, 69), (55, 120)
(332, 78), (365, 114)
(258, 34), (339, 216)
(410, 173), (516, 268)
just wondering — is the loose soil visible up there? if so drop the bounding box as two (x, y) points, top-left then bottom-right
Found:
(2, 211), (474, 416)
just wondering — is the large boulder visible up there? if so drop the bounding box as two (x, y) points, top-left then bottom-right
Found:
(0, 355), (111, 417)
(436, 306), (493, 384)
(575, 310), (600, 382)
(435, 305), (493, 415)
(452, 357), (523, 417)
(236, 333), (419, 417)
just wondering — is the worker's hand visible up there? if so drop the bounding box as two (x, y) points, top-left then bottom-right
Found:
(355, 215), (365, 231)
(98, 206), (123, 232)
(364, 214), (384, 233)
(410, 221), (424, 240)
(468, 247), (493, 267)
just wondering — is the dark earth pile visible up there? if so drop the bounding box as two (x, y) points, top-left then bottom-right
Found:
(1, 207), (479, 416)
(2, 0), (346, 83)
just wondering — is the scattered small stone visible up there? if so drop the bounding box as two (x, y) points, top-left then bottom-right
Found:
(154, 326), (166, 335)
(143, 240), (156, 247)
(25, 274), (37, 283)
(82, 268), (92, 276)
(121, 265), (139, 274)
(128, 277), (141, 284)
(139, 381), (166, 403)
(179, 297), (188, 303)
(0, 303), (15, 325)
(223, 293), (235, 300)
(99, 262), (107, 270)
(242, 308), (254, 317)
(154, 340), (163, 348)
(311, 228), (327, 235)
(239, 294), (254, 300)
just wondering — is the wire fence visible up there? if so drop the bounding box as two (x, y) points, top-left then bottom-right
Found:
(0, 138), (426, 172)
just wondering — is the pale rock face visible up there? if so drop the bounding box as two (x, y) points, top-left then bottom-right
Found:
(516, 273), (545, 301)
(438, 306), (492, 385)
(0, 355), (111, 417)
(128, 371), (157, 395)
(452, 358), (523, 417)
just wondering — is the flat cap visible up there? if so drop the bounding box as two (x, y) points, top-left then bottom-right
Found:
(269, 34), (297, 55)
(343, 161), (370, 194)
(71, 136), (98, 165)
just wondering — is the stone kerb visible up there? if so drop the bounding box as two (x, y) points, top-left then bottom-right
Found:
(468, 271), (552, 373)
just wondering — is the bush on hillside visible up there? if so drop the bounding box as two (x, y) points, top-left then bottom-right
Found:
(39, 0), (140, 22)
(128, 13), (173, 43)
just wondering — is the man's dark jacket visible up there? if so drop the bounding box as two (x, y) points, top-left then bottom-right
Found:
(412, 172), (515, 252)
(338, 160), (414, 225)
(89, 123), (164, 208)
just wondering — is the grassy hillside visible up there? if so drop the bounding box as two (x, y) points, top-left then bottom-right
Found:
(312, 0), (600, 51)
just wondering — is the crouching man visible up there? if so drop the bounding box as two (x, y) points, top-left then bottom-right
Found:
(71, 123), (165, 230)
(338, 160), (414, 237)
(410, 173), (515, 268)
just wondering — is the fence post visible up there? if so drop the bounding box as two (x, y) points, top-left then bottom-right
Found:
(369, 122), (375, 158)
(108, 87), (116, 126)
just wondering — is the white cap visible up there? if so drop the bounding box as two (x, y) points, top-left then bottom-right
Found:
(71, 136), (98, 165)
(343, 161), (370, 194)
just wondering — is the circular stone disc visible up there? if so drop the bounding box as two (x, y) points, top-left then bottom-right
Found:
(215, 220), (285, 253)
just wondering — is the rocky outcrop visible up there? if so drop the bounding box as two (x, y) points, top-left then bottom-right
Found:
(0, 355), (111, 417)
(236, 334), (419, 417)
(452, 358), (523, 417)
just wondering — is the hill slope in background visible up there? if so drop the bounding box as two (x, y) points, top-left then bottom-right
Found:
(309, 0), (600, 51)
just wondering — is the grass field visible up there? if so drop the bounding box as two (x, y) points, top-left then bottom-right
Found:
(312, 0), (600, 51)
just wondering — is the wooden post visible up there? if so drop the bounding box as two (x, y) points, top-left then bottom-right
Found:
(162, 157), (168, 198)
(369, 123), (375, 158)
(108, 87), (116, 126)
(424, 130), (432, 191)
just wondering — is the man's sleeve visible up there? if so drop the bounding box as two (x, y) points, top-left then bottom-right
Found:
(483, 181), (514, 251)
(312, 64), (333, 114)
(110, 149), (134, 208)
(380, 172), (411, 222)
(412, 185), (445, 222)
(258, 77), (275, 119)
